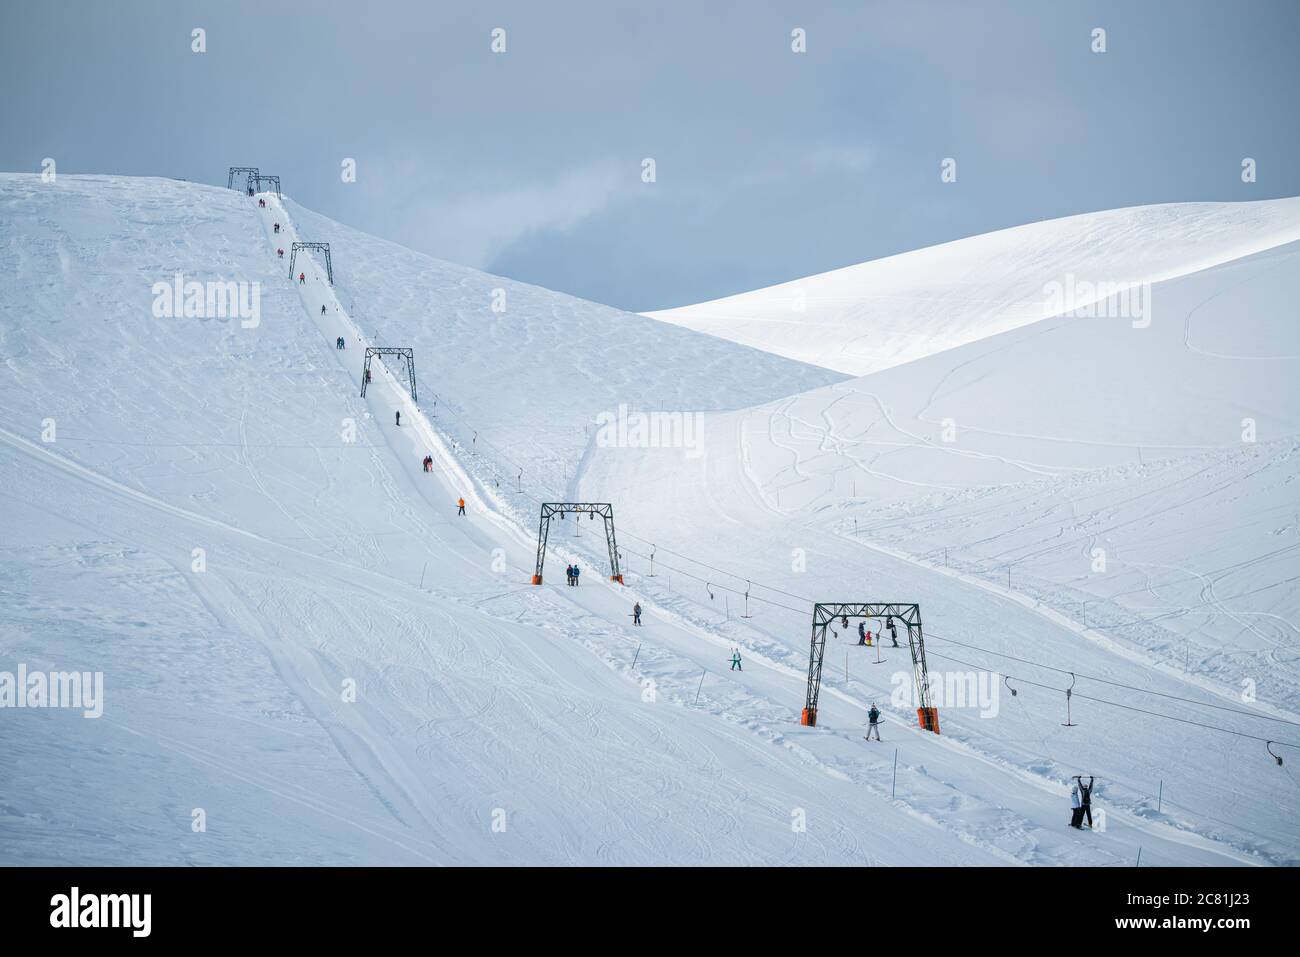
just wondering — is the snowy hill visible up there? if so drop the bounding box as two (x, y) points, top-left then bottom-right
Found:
(0, 174), (943, 865)
(587, 220), (1300, 864)
(2, 174), (1296, 865)
(644, 199), (1300, 376)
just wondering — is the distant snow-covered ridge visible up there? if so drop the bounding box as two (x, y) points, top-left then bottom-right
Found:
(643, 198), (1300, 376)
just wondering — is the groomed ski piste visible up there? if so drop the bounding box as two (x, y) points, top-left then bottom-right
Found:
(2, 173), (1298, 866)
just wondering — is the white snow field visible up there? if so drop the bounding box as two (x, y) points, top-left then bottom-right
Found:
(1, 174), (1297, 865)
(645, 199), (1300, 376)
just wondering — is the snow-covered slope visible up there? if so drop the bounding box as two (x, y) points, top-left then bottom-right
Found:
(0, 174), (969, 865)
(585, 231), (1300, 865)
(283, 197), (844, 498)
(645, 200), (1300, 376)
(2, 174), (1295, 866)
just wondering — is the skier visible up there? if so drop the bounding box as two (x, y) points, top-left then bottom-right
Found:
(887, 617), (900, 648)
(857, 622), (867, 646)
(299, 272), (306, 284)
(572, 564), (581, 586)
(457, 497), (465, 516)
(321, 305), (326, 316)
(395, 410), (401, 427)
(865, 703), (881, 740)
(273, 223), (280, 233)
(1069, 784), (1084, 829)
(423, 455), (433, 473)
(364, 369), (371, 384)
(865, 630), (873, 647)
(1078, 775), (1095, 828)
(633, 602), (642, 626)
(339, 336), (345, 349)
(730, 648), (742, 671)
(566, 564), (574, 586)
(276, 248), (284, 258)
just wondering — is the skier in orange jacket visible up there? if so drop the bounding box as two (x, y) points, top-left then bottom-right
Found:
(457, 498), (466, 516)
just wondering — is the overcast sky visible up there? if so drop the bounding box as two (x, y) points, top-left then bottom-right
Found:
(3, 0), (1298, 312)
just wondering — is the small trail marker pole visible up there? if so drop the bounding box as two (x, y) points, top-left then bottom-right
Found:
(891, 748), (898, 799)
(1156, 780), (1163, 814)
(1136, 847), (1143, 867)
(845, 652), (849, 682)
(649, 546), (656, 577)
(419, 561), (427, 589)
(694, 669), (705, 705)
(632, 644), (641, 669)
(517, 469), (522, 493)
(725, 596), (730, 620)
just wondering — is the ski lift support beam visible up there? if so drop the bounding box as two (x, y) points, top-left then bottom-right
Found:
(289, 241), (333, 285)
(360, 347), (417, 403)
(531, 503), (623, 585)
(802, 602), (937, 733)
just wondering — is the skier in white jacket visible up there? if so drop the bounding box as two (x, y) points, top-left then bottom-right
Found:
(1069, 784), (1084, 829)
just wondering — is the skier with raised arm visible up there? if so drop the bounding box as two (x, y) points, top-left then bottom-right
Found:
(865, 703), (882, 740)
(1077, 775), (1095, 828)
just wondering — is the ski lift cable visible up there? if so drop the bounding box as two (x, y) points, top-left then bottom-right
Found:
(616, 529), (814, 603)
(615, 543), (807, 616)
(926, 631), (1300, 728)
(927, 648), (1300, 750)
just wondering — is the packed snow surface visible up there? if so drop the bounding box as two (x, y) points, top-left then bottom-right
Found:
(2, 174), (1297, 865)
